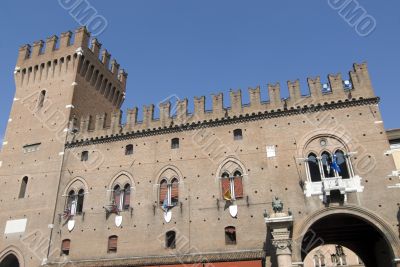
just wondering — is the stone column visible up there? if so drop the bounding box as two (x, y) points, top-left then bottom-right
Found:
(265, 212), (294, 267)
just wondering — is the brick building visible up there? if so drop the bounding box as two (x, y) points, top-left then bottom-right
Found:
(0, 27), (399, 267)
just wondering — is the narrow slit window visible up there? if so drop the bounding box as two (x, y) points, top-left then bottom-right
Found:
(171, 138), (179, 149)
(225, 226), (237, 245)
(61, 239), (70, 256)
(233, 129), (243, 140)
(18, 176), (28, 199)
(38, 90), (46, 108)
(166, 231), (176, 249)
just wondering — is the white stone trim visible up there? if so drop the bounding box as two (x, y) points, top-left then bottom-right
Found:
(304, 176), (364, 197)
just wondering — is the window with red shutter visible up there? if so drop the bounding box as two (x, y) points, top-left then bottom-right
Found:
(221, 178), (231, 197)
(108, 235), (118, 253)
(159, 179), (168, 205)
(171, 178), (179, 206)
(234, 176), (243, 199)
(61, 239), (71, 255)
(221, 172), (230, 196)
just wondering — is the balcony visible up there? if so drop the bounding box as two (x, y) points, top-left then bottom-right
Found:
(304, 175), (364, 198)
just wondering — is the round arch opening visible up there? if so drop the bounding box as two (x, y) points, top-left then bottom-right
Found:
(0, 253), (20, 267)
(301, 213), (394, 267)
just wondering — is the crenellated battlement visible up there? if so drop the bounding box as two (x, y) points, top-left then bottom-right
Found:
(15, 27), (128, 110)
(71, 62), (376, 142)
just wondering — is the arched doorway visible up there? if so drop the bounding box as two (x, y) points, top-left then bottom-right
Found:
(0, 254), (19, 267)
(300, 213), (393, 267)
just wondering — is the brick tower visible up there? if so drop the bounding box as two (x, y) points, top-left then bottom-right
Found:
(0, 27), (126, 266)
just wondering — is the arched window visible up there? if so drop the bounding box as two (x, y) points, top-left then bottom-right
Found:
(38, 90), (46, 108)
(123, 183), (131, 210)
(335, 150), (350, 179)
(224, 226), (237, 245)
(233, 129), (243, 140)
(221, 171), (243, 200)
(321, 151), (335, 178)
(113, 185), (121, 210)
(307, 153), (321, 182)
(76, 189), (85, 214)
(125, 144), (133, 155)
(61, 239), (71, 256)
(67, 190), (77, 215)
(19, 176), (28, 198)
(107, 235), (118, 253)
(159, 178), (179, 209)
(159, 179), (168, 205)
(171, 178), (179, 206)
(166, 231), (176, 249)
(171, 138), (179, 149)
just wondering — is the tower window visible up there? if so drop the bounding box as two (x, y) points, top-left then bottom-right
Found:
(233, 129), (243, 140)
(171, 138), (179, 149)
(81, 151), (88, 161)
(123, 184), (131, 210)
(76, 189), (85, 214)
(166, 231), (176, 249)
(225, 226), (237, 245)
(61, 239), (70, 256)
(108, 235), (118, 253)
(18, 176), (28, 199)
(125, 144), (134, 155)
(38, 90), (46, 109)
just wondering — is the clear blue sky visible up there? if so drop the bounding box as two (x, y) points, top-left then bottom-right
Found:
(0, 0), (399, 144)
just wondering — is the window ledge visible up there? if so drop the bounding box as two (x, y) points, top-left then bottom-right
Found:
(304, 175), (364, 198)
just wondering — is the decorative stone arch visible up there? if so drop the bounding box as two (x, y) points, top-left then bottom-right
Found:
(215, 156), (247, 180)
(291, 205), (400, 263)
(297, 130), (354, 158)
(108, 170), (135, 190)
(0, 246), (25, 267)
(63, 177), (89, 196)
(155, 165), (183, 184)
(154, 165), (183, 205)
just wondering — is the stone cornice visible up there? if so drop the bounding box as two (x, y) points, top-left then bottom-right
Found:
(66, 97), (380, 148)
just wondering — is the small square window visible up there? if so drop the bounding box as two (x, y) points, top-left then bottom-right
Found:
(125, 144), (133, 155)
(81, 151), (89, 161)
(233, 129), (243, 140)
(225, 226), (236, 245)
(171, 138), (179, 149)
